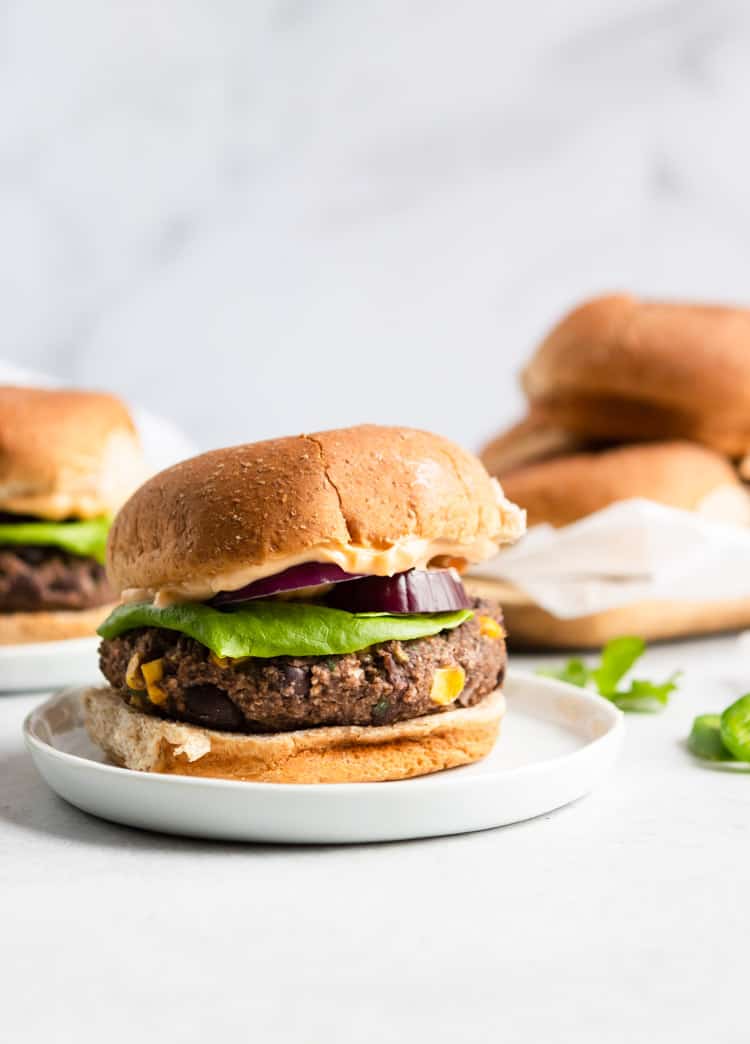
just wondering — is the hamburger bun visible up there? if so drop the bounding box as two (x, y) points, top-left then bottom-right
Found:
(480, 415), (592, 478)
(82, 685), (505, 784)
(109, 424), (525, 602)
(0, 386), (144, 520)
(0, 603), (117, 645)
(498, 440), (750, 528)
(523, 294), (750, 460)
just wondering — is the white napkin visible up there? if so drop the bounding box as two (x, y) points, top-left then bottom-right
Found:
(471, 498), (750, 619)
(0, 360), (194, 471)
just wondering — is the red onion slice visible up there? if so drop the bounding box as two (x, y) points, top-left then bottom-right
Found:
(325, 568), (471, 614)
(209, 562), (365, 607)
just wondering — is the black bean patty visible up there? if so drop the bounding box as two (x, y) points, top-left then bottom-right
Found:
(98, 601), (506, 733)
(0, 546), (114, 613)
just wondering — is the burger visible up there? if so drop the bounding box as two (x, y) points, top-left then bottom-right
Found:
(0, 386), (145, 643)
(83, 425), (525, 783)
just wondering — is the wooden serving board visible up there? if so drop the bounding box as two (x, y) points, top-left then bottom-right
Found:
(465, 576), (750, 650)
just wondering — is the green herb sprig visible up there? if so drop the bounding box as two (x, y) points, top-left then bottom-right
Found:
(538, 636), (679, 712)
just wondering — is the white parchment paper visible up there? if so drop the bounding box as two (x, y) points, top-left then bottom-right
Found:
(471, 498), (750, 619)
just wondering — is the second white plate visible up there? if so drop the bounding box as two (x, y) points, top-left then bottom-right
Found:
(24, 669), (624, 843)
(0, 636), (100, 693)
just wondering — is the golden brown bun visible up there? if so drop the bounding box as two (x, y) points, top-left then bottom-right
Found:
(0, 603), (117, 645)
(466, 577), (750, 650)
(82, 686), (505, 783)
(0, 386), (145, 519)
(108, 425), (523, 595)
(480, 415), (592, 478)
(523, 294), (750, 457)
(499, 441), (750, 528)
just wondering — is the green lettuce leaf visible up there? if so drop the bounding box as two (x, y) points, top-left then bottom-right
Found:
(0, 516), (110, 564)
(98, 600), (474, 658)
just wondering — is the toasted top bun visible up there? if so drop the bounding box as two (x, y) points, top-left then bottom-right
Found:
(109, 424), (525, 604)
(500, 441), (750, 528)
(523, 294), (750, 456)
(0, 386), (145, 520)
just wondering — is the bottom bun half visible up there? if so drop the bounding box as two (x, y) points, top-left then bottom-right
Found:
(0, 603), (117, 645)
(467, 577), (750, 649)
(82, 686), (505, 784)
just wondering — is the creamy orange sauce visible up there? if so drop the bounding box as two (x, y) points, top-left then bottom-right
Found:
(124, 534), (503, 607)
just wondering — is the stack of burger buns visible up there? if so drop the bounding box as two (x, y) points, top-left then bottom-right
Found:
(475, 294), (750, 648)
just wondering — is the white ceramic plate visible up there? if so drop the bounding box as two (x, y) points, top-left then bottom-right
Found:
(0, 637), (100, 693)
(24, 669), (624, 843)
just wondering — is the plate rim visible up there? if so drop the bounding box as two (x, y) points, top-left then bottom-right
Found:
(0, 635), (99, 659)
(23, 667), (624, 795)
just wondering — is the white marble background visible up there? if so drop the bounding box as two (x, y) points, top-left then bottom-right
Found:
(3, 0), (750, 455)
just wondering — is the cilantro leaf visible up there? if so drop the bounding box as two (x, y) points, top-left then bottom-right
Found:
(610, 673), (680, 713)
(537, 658), (591, 689)
(537, 636), (677, 712)
(592, 637), (645, 696)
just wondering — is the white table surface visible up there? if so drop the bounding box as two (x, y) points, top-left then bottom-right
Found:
(2, 634), (748, 1044)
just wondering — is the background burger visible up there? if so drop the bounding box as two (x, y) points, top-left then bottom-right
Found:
(0, 386), (145, 643)
(84, 424), (525, 783)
